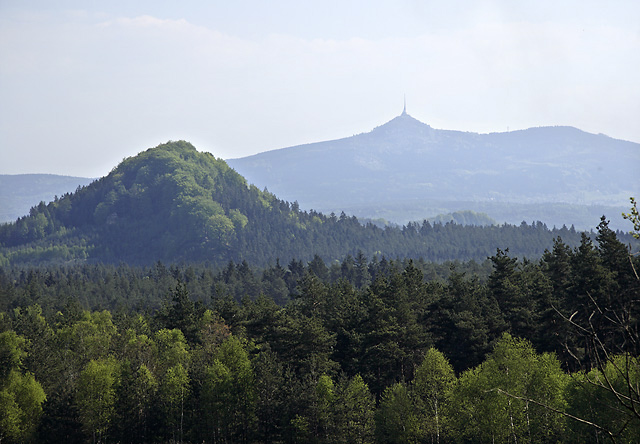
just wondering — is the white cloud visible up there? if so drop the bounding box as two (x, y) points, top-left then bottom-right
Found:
(0, 6), (639, 177)
(100, 15), (189, 28)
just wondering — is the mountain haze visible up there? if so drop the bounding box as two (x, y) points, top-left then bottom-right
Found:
(227, 112), (639, 230)
(0, 174), (94, 223)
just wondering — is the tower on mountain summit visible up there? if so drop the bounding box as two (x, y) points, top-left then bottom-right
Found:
(402, 96), (407, 116)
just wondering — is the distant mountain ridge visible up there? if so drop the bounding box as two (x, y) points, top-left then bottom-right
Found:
(0, 174), (94, 223)
(227, 113), (639, 230)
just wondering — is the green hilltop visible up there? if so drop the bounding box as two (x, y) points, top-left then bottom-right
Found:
(1, 141), (277, 265)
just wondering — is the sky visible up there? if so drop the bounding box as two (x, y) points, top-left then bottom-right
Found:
(1, 0), (639, 178)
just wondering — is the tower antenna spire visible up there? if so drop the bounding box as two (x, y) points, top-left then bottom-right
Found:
(402, 95), (407, 116)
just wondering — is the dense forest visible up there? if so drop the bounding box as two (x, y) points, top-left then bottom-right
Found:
(1, 141), (636, 268)
(1, 216), (639, 443)
(1, 142), (639, 442)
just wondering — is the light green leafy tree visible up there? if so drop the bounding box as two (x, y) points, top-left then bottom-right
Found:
(375, 382), (420, 444)
(0, 330), (46, 444)
(56, 310), (117, 370)
(153, 328), (190, 443)
(154, 328), (190, 374)
(622, 197), (640, 239)
(567, 354), (640, 442)
(337, 374), (375, 444)
(0, 331), (27, 381)
(0, 371), (46, 444)
(76, 357), (119, 444)
(412, 347), (455, 444)
(314, 374), (336, 441)
(201, 335), (255, 444)
(120, 329), (158, 373)
(450, 333), (568, 443)
(202, 359), (232, 443)
(159, 363), (190, 444)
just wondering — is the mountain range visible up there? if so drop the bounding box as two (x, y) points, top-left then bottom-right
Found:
(1, 112), (638, 232)
(227, 111), (639, 231)
(4, 140), (630, 267)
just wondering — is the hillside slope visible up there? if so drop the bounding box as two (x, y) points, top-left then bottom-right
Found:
(0, 141), (277, 264)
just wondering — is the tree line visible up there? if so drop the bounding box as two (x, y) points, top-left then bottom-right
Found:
(1, 217), (638, 443)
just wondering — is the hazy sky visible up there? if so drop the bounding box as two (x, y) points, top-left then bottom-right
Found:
(1, 0), (639, 177)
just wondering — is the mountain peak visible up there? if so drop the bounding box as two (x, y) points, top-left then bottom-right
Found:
(228, 112), (639, 220)
(370, 111), (432, 136)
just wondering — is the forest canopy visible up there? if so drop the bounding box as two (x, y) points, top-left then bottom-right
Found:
(0, 216), (638, 443)
(1, 142), (639, 442)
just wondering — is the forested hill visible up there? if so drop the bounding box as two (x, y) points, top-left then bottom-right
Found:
(0, 141), (635, 267)
(227, 112), (639, 230)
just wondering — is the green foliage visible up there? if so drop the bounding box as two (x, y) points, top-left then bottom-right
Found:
(76, 358), (119, 443)
(450, 333), (568, 443)
(375, 383), (420, 444)
(566, 354), (640, 442)
(337, 375), (376, 444)
(158, 363), (190, 443)
(0, 141), (247, 264)
(200, 335), (256, 443)
(155, 328), (189, 373)
(0, 370), (46, 443)
(56, 310), (116, 366)
(412, 348), (455, 443)
(0, 331), (27, 379)
(0, 220), (637, 442)
(622, 197), (640, 239)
